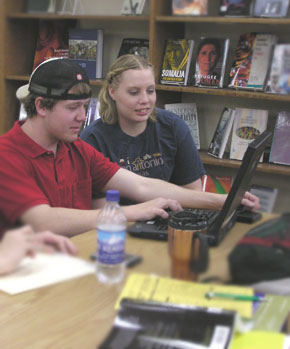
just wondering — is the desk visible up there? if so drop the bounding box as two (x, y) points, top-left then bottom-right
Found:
(0, 213), (275, 348)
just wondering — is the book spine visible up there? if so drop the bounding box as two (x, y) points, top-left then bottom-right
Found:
(219, 39), (230, 88)
(184, 40), (195, 86)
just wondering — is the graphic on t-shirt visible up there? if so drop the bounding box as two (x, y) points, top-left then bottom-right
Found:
(119, 153), (164, 177)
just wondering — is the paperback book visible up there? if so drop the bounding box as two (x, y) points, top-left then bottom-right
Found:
(219, 0), (253, 16)
(160, 38), (195, 86)
(266, 44), (290, 94)
(117, 38), (149, 60)
(99, 298), (236, 349)
(269, 111), (290, 166)
(230, 108), (269, 161)
(208, 107), (235, 159)
(202, 174), (232, 194)
(228, 33), (277, 91)
(164, 102), (200, 149)
(69, 28), (104, 80)
(253, 0), (290, 17)
(121, 0), (148, 15)
(193, 37), (230, 88)
(172, 0), (208, 16)
(33, 20), (70, 70)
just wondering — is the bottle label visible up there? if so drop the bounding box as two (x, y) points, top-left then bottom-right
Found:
(97, 229), (126, 265)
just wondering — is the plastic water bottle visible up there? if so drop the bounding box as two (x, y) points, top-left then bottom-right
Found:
(96, 190), (127, 284)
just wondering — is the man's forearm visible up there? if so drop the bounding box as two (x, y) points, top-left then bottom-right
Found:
(21, 205), (100, 236)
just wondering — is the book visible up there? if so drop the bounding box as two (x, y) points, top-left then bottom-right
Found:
(193, 37), (230, 88)
(82, 97), (100, 130)
(172, 0), (208, 16)
(250, 184), (278, 213)
(219, 0), (253, 16)
(164, 102), (200, 149)
(26, 0), (56, 13)
(160, 38), (195, 86)
(32, 20), (70, 70)
(202, 175), (232, 194)
(230, 108), (269, 161)
(228, 33), (277, 91)
(253, 0), (290, 17)
(266, 44), (290, 94)
(208, 107), (235, 159)
(117, 38), (149, 60)
(100, 298), (236, 349)
(121, 0), (148, 15)
(269, 111), (290, 166)
(69, 28), (104, 80)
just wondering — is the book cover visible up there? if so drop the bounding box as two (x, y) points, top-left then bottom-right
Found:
(172, 0), (208, 16)
(69, 28), (104, 80)
(160, 38), (195, 86)
(267, 44), (290, 94)
(121, 0), (148, 15)
(117, 38), (149, 60)
(202, 174), (232, 194)
(208, 107), (235, 159)
(82, 97), (100, 130)
(164, 102), (200, 149)
(228, 33), (277, 91)
(26, 0), (56, 13)
(230, 108), (269, 161)
(219, 0), (253, 16)
(32, 20), (70, 70)
(269, 111), (290, 166)
(250, 184), (278, 213)
(100, 298), (236, 349)
(193, 37), (230, 88)
(253, 0), (290, 17)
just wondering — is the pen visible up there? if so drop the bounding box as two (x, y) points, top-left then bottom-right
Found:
(205, 291), (267, 302)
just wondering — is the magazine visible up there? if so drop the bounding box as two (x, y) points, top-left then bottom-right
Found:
(160, 38), (195, 86)
(172, 0), (208, 16)
(193, 37), (230, 88)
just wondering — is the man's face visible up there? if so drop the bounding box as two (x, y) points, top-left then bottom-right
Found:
(42, 98), (90, 144)
(167, 44), (183, 69)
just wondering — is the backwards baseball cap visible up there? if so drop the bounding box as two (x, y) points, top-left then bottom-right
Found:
(16, 58), (91, 101)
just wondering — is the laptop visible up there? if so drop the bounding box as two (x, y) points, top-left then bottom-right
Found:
(128, 131), (272, 246)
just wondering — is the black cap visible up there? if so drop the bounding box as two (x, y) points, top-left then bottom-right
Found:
(16, 58), (91, 100)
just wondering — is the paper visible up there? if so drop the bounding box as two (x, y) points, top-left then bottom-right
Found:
(116, 273), (254, 318)
(0, 253), (95, 295)
(231, 331), (287, 349)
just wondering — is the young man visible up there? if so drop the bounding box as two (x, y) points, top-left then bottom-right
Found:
(0, 58), (258, 237)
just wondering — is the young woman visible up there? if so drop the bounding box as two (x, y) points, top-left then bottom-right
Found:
(81, 54), (205, 204)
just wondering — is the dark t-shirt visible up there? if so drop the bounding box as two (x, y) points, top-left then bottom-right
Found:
(81, 108), (205, 204)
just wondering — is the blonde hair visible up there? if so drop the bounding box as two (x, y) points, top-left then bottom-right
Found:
(99, 54), (156, 124)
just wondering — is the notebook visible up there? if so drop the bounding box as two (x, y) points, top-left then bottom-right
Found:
(128, 131), (272, 246)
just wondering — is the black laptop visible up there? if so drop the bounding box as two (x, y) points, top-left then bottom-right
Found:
(128, 131), (272, 246)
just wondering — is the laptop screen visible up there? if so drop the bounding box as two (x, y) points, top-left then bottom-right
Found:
(208, 130), (272, 245)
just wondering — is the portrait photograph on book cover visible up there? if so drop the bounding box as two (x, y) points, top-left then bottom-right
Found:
(160, 38), (194, 86)
(172, 0), (208, 16)
(193, 37), (229, 88)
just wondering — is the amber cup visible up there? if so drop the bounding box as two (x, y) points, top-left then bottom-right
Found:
(168, 211), (209, 281)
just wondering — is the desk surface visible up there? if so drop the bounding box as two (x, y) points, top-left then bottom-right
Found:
(0, 214), (276, 348)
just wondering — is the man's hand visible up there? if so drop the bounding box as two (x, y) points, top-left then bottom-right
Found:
(241, 191), (260, 211)
(123, 198), (182, 222)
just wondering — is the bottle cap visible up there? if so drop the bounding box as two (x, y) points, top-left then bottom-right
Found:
(106, 190), (120, 202)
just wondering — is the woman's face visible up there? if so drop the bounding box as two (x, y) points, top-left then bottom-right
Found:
(109, 68), (156, 126)
(198, 44), (218, 75)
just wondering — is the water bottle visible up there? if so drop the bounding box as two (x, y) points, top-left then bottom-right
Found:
(96, 190), (127, 284)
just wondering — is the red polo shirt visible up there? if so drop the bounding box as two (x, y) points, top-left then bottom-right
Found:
(0, 122), (120, 235)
